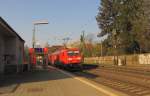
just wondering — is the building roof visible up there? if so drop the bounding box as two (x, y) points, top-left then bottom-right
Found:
(0, 17), (25, 42)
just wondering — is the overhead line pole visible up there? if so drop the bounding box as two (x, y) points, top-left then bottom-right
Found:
(32, 24), (36, 48)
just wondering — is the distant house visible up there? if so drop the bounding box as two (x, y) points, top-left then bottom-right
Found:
(0, 17), (25, 75)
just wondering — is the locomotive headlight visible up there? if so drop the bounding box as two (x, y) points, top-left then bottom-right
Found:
(68, 58), (72, 61)
(77, 57), (81, 60)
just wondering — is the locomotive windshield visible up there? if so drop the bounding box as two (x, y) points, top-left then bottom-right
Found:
(67, 51), (80, 56)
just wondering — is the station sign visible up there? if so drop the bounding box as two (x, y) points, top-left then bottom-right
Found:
(29, 48), (48, 54)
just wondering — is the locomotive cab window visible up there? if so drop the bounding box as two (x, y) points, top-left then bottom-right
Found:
(67, 51), (80, 56)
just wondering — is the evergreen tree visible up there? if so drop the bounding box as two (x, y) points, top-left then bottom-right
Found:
(96, 0), (148, 55)
(96, 0), (114, 37)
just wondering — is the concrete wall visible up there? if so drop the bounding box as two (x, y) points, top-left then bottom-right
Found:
(0, 17), (25, 75)
(4, 37), (24, 65)
(4, 37), (16, 64)
(84, 54), (150, 66)
(13, 37), (24, 73)
(0, 22), (24, 74)
(15, 37), (24, 66)
(18, 38), (24, 64)
(0, 34), (4, 74)
(0, 36), (24, 74)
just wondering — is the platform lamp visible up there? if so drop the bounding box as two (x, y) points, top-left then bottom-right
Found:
(32, 20), (49, 48)
(97, 33), (103, 64)
(112, 29), (117, 65)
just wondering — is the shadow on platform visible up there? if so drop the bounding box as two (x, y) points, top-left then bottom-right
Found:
(71, 64), (99, 79)
(0, 64), (99, 94)
(82, 64), (99, 70)
(0, 67), (71, 94)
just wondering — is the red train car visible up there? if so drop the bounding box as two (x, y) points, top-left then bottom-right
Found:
(48, 48), (83, 69)
(29, 48), (49, 66)
(29, 48), (36, 66)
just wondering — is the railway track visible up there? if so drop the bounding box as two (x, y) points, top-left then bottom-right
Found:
(91, 69), (150, 87)
(94, 77), (150, 96)
(72, 65), (150, 96)
(98, 65), (150, 75)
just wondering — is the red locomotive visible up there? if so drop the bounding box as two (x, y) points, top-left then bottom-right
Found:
(48, 48), (83, 69)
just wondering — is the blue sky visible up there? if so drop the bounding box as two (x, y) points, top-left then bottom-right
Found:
(0, 0), (100, 47)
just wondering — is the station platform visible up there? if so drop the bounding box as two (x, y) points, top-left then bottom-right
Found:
(0, 66), (128, 96)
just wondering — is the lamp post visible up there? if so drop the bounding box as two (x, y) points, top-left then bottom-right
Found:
(112, 29), (117, 65)
(80, 30), (85, 57)
(32, 20), (49, 48)
(100, 41), (103, 57)
(32, 20), (49, 68)
(97, 33), (103, 64)
(32, 25), (36, 48)
(100, 41), (103, 64)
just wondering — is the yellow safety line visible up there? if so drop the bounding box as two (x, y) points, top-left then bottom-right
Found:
(49, 66), (125, 96)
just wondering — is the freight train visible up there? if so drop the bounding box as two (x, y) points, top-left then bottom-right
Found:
(48, 48), (83, 69)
